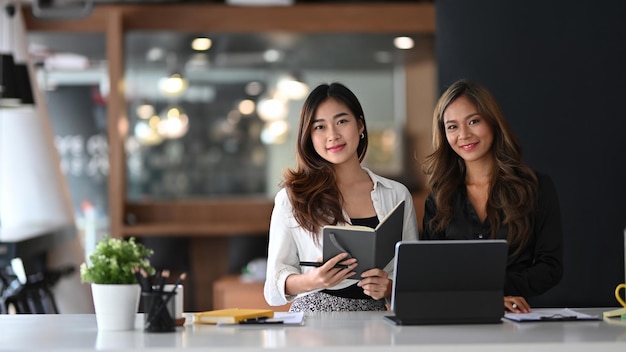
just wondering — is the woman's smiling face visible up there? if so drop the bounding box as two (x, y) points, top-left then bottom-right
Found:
(443, 95), (494, 165)
(310, 98), (363, 166)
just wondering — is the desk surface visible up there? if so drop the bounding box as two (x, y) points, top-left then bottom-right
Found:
(0, 309), (625, 351)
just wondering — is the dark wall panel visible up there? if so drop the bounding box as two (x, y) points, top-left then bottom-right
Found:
(436, 0), (626, 307)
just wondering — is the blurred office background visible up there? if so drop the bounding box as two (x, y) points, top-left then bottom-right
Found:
(2, 0), (624, 312)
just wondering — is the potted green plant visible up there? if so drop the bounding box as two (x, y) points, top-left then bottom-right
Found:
(80, 236), (155, 331)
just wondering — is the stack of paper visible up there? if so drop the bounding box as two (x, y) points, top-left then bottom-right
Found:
(504, 308), (600, 322)
(272, 312), (305, 325)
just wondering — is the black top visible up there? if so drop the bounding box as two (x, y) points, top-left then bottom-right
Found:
(420, 172), (563, 298)
(323, 215), (380, 300)
(351, 215), (380, 229)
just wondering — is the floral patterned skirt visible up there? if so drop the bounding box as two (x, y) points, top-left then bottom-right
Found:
(288, 291), (387, 312)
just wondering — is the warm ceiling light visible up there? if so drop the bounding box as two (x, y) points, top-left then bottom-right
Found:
(134, 120), (163, 146)
(260, 120), (289, 145)
(257, 97), (287, 121)
(238, 99), (255, 115)
(191, 37), (212, 51)
(263, 49), (281, 63)
(277, 74), (309, 100)
(149, 115), (160, 128)
(393, 36), (414, 50)
(146, 47), (165, 62)
(136, 103), (155, 119)
(158, 73), (188, 97)
(158, 105), (189, 139)
(245, 81), (263, 96)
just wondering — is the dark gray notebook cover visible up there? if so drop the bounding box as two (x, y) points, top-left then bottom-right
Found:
(322, 201), (404, 277)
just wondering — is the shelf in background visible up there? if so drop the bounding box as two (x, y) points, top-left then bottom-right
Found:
(121, 198), (274, 237)
(122, 223), (270, 237)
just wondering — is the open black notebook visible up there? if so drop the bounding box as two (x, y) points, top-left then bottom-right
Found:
(322, 201), (404, 277)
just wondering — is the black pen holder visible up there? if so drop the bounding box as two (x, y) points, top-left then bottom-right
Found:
(142, 291), (176, 333)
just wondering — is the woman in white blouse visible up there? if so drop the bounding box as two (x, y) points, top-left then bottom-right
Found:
(263, 82), (418, 312)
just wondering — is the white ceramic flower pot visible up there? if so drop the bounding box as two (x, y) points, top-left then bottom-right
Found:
(91, 283), (140, 331)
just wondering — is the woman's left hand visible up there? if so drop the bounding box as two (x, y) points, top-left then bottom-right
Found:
(504, 296), (531, 313)
(358, 268), (391, 300)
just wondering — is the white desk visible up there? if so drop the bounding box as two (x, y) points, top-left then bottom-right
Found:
(0, 309), (625, 351)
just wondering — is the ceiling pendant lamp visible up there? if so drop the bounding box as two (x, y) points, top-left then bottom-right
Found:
(0, 1), (34, 108)
(0, 2), (20, 107)
(12, 2), (34, 106)
(0, 52), (21, 107)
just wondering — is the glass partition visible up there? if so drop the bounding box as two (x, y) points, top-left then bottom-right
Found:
(28, 31), (434, 202)
(27, 32), (109, 259)
(123, 32), (434, 200)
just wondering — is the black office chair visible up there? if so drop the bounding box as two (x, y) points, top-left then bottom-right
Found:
(0, 258), (74, 314)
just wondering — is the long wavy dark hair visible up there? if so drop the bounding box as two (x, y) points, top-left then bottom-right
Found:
(282, 82), (368, 240)
(422, 80), (537, 252)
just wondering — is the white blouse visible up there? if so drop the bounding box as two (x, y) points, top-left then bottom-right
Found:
(263, 168), (419, 306)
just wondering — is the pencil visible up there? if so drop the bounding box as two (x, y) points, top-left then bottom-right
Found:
(146, 272), (187, 328)
(156, 269), (170, 292)
(139, 268), (152, 292)
(168, 272), (187, 294)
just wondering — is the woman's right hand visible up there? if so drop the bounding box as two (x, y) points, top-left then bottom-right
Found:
(285, 253), (357, 295)
(307, 253), (357, 290)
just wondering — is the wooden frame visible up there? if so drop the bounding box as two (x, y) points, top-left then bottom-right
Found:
(25, 2), (434, 240)
(25, 3), (435, 32)
(24, 2), (435, 311)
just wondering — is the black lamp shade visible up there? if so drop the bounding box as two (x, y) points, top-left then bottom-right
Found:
(14, 63), (35, 105)
(0, 53), (22, 107)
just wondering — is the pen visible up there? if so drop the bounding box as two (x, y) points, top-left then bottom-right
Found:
(540, 315), (578, 321)
(169, 272), (187, 295)
(239, 317), (284, 324)
(159, 272), (186, 310)
(299, 261), (350, 269)
(145, 272), (187, 327)
(137, 268), (152, 292)
(156, 269), (170, 292)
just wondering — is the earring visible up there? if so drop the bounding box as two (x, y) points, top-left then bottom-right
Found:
(360, 133), (365, 139)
